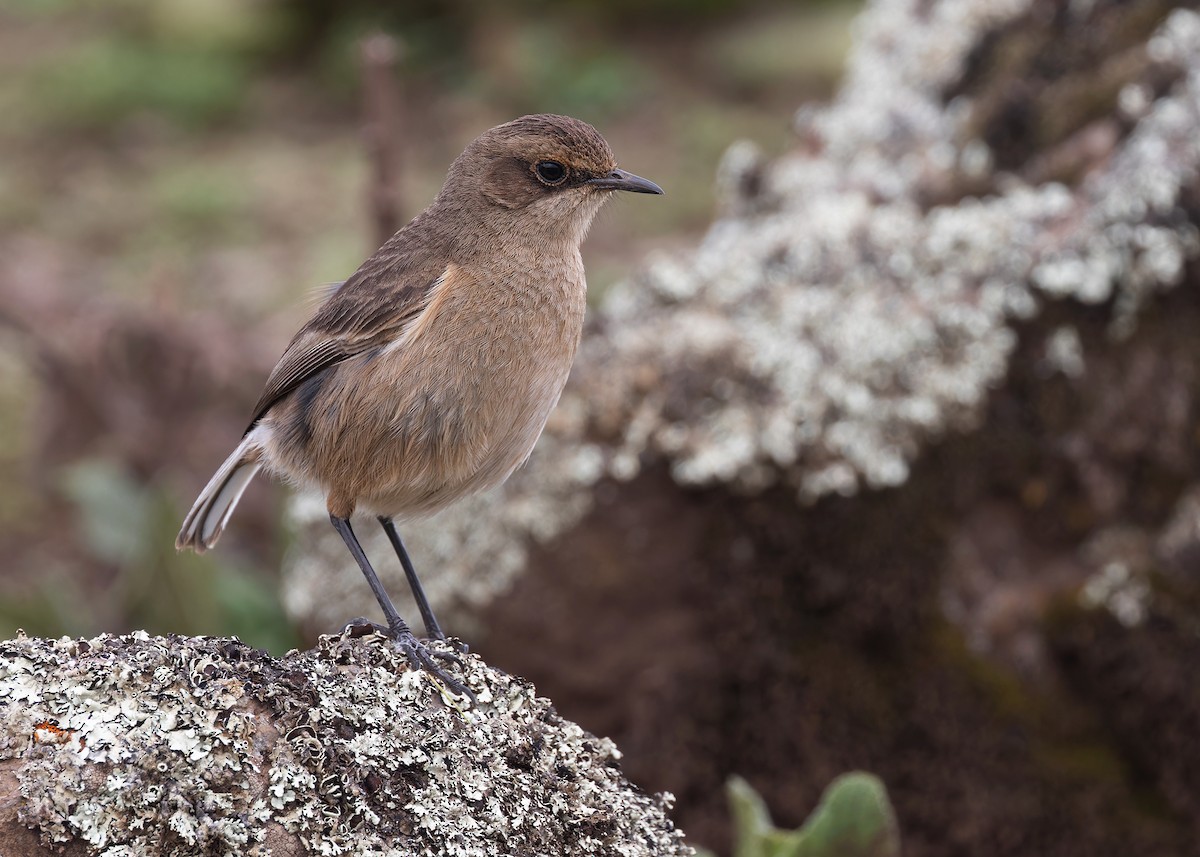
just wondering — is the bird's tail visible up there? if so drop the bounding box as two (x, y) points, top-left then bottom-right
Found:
(176, 434), (264, 553)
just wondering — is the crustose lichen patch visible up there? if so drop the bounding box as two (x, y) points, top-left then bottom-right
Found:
(0, 631), (691, 856)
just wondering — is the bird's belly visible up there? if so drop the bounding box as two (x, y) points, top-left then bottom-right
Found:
(263, 262), (586, 520)
(362, 363), (568, 518)
(267, 335), (573, 520)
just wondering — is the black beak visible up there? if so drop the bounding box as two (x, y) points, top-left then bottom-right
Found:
(588, 168), (664, 195)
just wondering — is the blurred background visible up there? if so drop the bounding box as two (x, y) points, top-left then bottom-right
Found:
(0, 0), (856, 649)
(4, 1), (1200, 856)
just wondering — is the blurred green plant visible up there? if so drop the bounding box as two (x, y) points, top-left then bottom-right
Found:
(697, 773), (900, 857)
(486, 24), (649, 118)
(6, 0), (289, 133)
(25, 37), (250, 131)
(0, 458), (298, 654)
(307, 8), (651, 119)
(148, 162), (255, 236)
(706, 4), (856, 95)
(271, 0), (795, 60)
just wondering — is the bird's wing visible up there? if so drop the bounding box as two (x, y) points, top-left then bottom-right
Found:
(245, 224), (451, 433)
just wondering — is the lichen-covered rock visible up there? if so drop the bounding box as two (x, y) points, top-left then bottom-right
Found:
(0, 632), (691, 857)
(282, 2), (1200, 638)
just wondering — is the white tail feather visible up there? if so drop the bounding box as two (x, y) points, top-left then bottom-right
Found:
(177, 434), (264, 552)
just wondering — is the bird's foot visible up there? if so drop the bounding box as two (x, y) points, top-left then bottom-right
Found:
(345, 616), (469, 655)
(341, 617), (475, 704)
(389, 629), (477, 704)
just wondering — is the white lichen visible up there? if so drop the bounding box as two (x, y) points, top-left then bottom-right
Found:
(1080, 562), (1151, 628)
(1155, 484), (1200, 576)
(1041, 326), (1086, 379)
(0, 632), (692, 856)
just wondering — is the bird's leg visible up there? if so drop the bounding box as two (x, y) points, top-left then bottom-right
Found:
(329, 515), (472, 700)
(377, 516), (451, 644)
(331, 515), (409, 632)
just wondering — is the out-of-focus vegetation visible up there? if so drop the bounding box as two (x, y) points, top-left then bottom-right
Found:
(0, 0), (861, 651)
(697, 775), (900, 857)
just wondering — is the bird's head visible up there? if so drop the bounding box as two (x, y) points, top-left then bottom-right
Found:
(439, 114), (663, 248)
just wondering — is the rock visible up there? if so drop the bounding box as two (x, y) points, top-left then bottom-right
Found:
(0, 631), (691, 857)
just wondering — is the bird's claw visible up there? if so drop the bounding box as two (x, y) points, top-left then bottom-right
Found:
(391, 631), (477, 705)
(341, 618), (475, 705)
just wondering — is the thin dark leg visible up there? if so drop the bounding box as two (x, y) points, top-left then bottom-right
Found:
(330, 515), (410, 634)
(329, 515), (473, 701)
(378, 517), (446, 641)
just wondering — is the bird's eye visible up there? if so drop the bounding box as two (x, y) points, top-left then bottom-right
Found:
(534, 161), (567, 185)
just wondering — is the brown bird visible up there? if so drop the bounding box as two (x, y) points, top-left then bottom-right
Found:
(177, 114), (662, 691)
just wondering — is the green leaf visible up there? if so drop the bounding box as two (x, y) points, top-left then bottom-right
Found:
(724, 772), (899, 857)
(791, 773), (899, 857)
(728, 776), (775, 857)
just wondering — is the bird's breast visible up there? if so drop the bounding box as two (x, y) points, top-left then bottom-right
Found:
(428, 261), (585, 439)
(360, 259), (587, 513)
